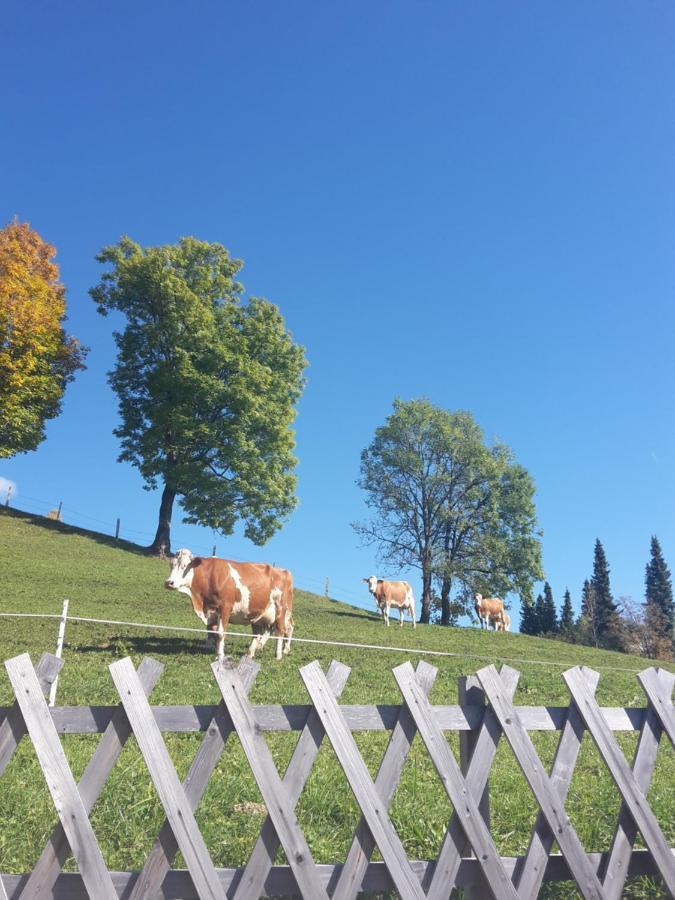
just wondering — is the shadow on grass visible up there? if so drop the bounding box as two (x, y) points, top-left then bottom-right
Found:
(71, 634), (213, 656)
(324, 609), (379, 621)
(0, 506), (153, 558)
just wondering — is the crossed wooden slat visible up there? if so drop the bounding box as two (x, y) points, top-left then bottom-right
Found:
(330, 660), (438, 900)
(601, 666), (674, 900)
(5, 654), (118, 900)
(477, 664), (606, 899)
(109, 656), (227, 899)
(562, 665), (675, 897)
(425, 665), (520, 900)
(393, 661), (520, 900)
(212, 658), (330, 899)
(0, 653), (62, 777)
(21, 656), (164, 899)
(231, 659), (350, 900)
(512, 666), (600, 898)
(300, 660), (428, 900)
(130, 655), (260, 900)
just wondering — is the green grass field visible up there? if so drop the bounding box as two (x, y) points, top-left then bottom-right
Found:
(0, 507), (673, 897)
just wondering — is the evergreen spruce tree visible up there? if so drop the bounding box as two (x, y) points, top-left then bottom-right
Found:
(533, 593), (545, 635)
(540, 581), (558, 633)
(591, 539), (619, 648)
(645, 536), (674, 640)
(520, 597), (537, 635)
(579, 579), (599, 647)
(559, 588), (575, 636)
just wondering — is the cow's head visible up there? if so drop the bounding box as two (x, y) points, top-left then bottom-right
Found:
(363, 576), (379, 595)
(165, 548), (196, 590)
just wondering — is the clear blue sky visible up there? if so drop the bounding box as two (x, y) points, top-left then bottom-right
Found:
(2, 2), (674, 624)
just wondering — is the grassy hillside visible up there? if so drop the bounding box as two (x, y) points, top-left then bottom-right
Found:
(0, 507), (672, 897)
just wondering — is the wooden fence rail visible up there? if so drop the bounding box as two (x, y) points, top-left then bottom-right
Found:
(0, 652), (673, 899)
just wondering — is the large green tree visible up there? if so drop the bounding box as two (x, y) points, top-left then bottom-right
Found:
(645, 536), (673, 641)
(353, 399), (542, 623)
(0, 221), (86, 457)
(91, 236), (306, 555)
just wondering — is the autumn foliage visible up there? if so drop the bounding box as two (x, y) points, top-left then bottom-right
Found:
(0, 221), (86, 457)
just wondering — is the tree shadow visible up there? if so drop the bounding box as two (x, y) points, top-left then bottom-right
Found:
(0, 506), (154, 558)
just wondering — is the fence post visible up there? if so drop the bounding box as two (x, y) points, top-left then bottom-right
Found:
(458, 674), (491, 899)
(56, 501), (63, 521)
(48, 599), (69, 707)
(212, 545), (216, 557)
(4, 485), (11, 507)
(115, 518), (120, 540)
(325, 577), (330, 599)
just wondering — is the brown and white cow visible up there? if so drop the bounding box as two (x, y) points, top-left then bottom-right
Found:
(165, 549), (294, 660)
(363, 576), (416, 627)
(490, 609), (511, 632)
(474, 593), (505, 631)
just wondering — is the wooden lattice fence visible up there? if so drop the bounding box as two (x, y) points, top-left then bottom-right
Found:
(0, 651), (673, 898)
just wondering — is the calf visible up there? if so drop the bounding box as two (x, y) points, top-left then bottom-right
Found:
(490, 609), (511, 632)
(474, 593), (505, 631)
(165, 549), (294, 660)
(363, 576), (416, 627)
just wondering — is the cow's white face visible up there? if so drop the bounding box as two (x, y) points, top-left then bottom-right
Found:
(474, 593), (483, 603)
(165, 548), (195, 591)
(364, 576), (379, 594)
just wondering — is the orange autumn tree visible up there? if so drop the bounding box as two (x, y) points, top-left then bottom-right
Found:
(0, 221), (87, 457)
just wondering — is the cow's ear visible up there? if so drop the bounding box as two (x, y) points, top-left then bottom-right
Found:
(189, 558), (201, 570)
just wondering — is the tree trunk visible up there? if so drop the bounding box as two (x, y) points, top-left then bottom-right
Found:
(148, 484), (176, 557)
(420, 558), (433, 624)
(440, 575), (452, 626)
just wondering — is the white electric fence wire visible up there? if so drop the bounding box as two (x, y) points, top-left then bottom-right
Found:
(0, 611), (665, 675)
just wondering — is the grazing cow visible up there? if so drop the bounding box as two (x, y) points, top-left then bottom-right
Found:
(491, 609), (511, 632)
(363, 576), (416, 628)
(474, 593), (505, 631)
(165, 549), (294, 661)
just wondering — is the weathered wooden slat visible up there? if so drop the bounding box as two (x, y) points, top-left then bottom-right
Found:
(23, 656), (164, 900)
(109, 657), (224, 900)
(212, 659), (330, 900)
(4, 653), (117, 900)
(637, 666), (675, 747)
(562, 665), (675, 896)
(0, 702), (650, 735)
(331, 660), (437, 900)
(393, 661), (519, 900)
(2, 850), (674, 899)
(601, 668), (673, 900)
(477, 664), (606, 900)
(427, 666), (520, 900)
(131, 656), (259, 900)
(0, 654), (62, 776)
(514, 666), (599, 899)
(301, 660), (427, 900)
(233, 660), (350, 900)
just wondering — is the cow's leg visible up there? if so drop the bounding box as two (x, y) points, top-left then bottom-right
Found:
(400, 606), (405, 626)
(272, 604), (288, 660)
(283, 612), (294, 656)
(247, 623), (267, 659)
(215, 618), (226, 661)
(215, 610), (231, 661)
(383, 603), (389, 626)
